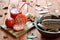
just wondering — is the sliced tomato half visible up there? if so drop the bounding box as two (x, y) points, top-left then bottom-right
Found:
(13, 24), (25, 32)
(15, 14), (28, 24)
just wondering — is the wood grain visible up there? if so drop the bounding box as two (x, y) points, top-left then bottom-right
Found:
(0, 0), (60, 40)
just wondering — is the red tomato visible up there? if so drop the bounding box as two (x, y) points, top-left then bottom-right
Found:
(10, 8), (22, 19)
(15, 14), (28, 24)
(13, 24), (25, 32)
(5, 17), (15, 28)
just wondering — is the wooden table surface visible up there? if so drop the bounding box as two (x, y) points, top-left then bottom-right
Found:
(0, 0), (60, 40)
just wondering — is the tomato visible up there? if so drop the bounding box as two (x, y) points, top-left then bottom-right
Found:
(15, 14), (28, 24)
(13, 24), (25, 32)
(10, 8), (22, 19)
(5, 17), (15, 28)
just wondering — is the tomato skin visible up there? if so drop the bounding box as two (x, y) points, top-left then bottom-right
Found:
(5, 18), (15, 28)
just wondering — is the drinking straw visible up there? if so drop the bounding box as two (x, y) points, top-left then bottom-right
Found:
(18, 2), (33, 12)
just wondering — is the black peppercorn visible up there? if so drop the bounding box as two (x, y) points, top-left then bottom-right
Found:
(4, 13), (7, 15)
(3, 7), (8, 9)
(0, 15), (3, 17)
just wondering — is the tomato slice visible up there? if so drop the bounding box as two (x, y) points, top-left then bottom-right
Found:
(13, 24), (25, 32)
(15, 14), (28, 24)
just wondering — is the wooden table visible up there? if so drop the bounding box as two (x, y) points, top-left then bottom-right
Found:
(0, 0), (60, 40)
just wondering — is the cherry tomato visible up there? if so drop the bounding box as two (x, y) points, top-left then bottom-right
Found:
(13, 24), (25, 32)
(5, 17), (15, 28)
(15, 14), (28, 24)
(10, 8), (22, 19)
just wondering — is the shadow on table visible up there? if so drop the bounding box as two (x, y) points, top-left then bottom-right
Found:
(41, 36), (60, 40)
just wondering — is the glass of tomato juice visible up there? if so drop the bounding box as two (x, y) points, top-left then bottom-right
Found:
(10, 8), (22, 19)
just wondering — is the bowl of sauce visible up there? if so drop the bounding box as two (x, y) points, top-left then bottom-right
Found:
(34, 14), (60, 38)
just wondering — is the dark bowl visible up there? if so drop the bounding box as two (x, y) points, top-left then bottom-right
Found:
(34, 14), (60, 38)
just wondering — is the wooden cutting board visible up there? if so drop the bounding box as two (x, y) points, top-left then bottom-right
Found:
(1, 21), (35, 38)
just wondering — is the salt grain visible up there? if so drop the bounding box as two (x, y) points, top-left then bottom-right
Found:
(47, 2), (53, 6)
(55, 9), (59, 13)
